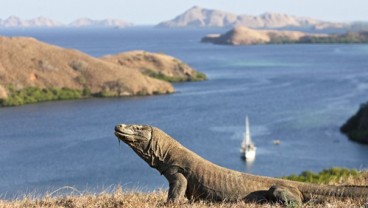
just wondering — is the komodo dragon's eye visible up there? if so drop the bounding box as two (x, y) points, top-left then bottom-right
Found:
(134, 126), (143, 131)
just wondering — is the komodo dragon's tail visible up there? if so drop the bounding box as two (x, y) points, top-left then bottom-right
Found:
(300, 184), (368, 200)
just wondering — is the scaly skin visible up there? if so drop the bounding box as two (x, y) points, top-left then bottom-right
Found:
(114, 124), (368, 205)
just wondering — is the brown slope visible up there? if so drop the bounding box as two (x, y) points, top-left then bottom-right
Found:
(101, 50), (206, 82)
(0, 36), (174, 98)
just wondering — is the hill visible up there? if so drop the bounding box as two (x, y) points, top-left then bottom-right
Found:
(101, 51), (207, 82)
(156, 6), (345, 30)
(0, 36), (175, 106)
(341, 102), (368, 144)
(202, 26), (368, 45)
(0, 16), (64, 28)
(69, 18), (133, 28)
(0, 16), (133, 28)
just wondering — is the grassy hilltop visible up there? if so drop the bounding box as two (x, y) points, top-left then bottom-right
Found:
(0, 168), (367, 208)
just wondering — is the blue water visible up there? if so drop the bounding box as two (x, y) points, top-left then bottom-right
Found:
(1, 28), (368, 198)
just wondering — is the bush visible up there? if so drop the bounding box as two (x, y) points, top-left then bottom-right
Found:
(283, 167), (360, 184)
(0, 87), (85, 107)
(143, 69), (207, 82)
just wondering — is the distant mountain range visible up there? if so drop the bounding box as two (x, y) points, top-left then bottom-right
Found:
(156, 6), (367, 32)
(2, 7), (368, 31)
(0, 16), (133, 28)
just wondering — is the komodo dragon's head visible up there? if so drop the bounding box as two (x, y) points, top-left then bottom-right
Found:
(115, 124), (172, 168)
(115, 124), (152, 157)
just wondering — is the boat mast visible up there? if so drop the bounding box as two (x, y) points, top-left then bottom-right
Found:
(245, 115), (251, 145)
(241, 115), (251, 149)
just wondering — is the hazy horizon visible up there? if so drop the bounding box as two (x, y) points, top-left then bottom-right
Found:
(1, 0), (368, 25)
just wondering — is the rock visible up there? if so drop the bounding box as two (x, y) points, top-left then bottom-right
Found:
(341, 103), (368, 144)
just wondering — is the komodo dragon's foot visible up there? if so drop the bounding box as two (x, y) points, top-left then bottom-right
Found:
(244, 186), (303, 205)
(267, 185), (303, 206)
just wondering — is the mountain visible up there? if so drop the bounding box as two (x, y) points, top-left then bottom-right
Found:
(69, 18), (133, 28)
(0, 16), (64, 27)
(0, 36), (174, 102)
(156, 6), (346, 30)
(0, 16), (133, 28)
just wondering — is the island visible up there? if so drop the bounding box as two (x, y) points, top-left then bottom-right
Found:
(201, 26), (368, 45)
(340, 103), (368, 144)
(0, 36), (206, 107)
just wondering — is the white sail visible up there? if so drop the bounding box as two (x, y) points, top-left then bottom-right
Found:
(245, 116), (251, 145)
(240, 115), (256, 160)
(241, 116), (252, 148)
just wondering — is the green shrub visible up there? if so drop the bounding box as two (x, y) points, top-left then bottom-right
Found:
(190, 71), (208, 81)
(143, 69), (207, 82)
(0, 87), (85, 107)
(283, 167), (359, 184)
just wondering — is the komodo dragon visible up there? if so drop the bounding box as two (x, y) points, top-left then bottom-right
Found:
(114, 124), (368, 205)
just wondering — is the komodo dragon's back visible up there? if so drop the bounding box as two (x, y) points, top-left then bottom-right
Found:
(114, 124), (368, 205)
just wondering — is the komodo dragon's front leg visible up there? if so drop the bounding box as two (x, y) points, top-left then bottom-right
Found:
(163, 168), (187, 203)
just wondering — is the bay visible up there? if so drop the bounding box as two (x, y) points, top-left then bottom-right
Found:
(0, 28), (367, 198)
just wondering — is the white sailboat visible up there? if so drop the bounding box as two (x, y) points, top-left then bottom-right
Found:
(240, 116), (256, 160)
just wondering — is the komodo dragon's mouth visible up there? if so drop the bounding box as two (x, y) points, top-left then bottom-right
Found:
(114, 125), (136, 139)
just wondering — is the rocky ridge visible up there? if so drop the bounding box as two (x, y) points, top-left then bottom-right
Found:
(0, 16), (133, 28)
(0, 16), (64, 28)
(69, 18), (133, 28)
(156, 6), (345, 30)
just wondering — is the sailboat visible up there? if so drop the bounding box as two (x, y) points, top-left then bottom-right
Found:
(240, 115), (256, 160)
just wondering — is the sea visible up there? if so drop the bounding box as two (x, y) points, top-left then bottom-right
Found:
(0, 27), (368, 198)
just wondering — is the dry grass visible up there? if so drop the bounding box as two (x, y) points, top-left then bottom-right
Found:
(0, 188), (364, 208)
(0, 171), (367, 207)
(0, 186), (367, 208)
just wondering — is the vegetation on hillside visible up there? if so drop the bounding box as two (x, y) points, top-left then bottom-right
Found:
(268, 31), (368, 44)
(143, 69), (207, 82)
(0, 84), (172, 107)
(0, 168), (366, 207)
(282, 167), (366, 184)
(298, 31), (368, 44)
(204, 28), (368, 45)
(0, 86), (89, 107)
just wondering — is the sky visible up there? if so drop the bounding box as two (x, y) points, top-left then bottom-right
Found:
(1, 0), (368, 24)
